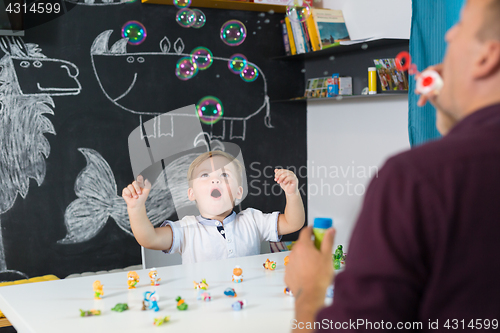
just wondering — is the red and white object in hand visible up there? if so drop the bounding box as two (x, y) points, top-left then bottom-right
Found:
(416, 69), (444, 95)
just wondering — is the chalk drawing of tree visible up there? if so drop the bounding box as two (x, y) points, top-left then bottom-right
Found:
(0, 36), (81, 279)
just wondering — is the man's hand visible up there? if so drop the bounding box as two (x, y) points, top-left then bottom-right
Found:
(275, 169), (299, 196)
(285, 226), (336, 302)
(417, 63), (443, 108)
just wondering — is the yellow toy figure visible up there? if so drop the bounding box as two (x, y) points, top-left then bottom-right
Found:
(232, 266), (243, 283)
(149, 268), (161, 286)
(127, 271), (140, 289)
(93, 280), (104, 299)
(193, 279), (209, 290)
(263, 258), (276, 270)
(284, 255), (289, 266)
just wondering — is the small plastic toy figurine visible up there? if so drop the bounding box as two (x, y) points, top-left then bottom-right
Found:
(193, 278), (209, 290)
(111, 303), (129, 312)
(127, 271), (140, 289)
(79, 309), (101, 317)
(176, 296), (188, 311)
(284, 256), (289, 266)
(93, 280), (104, 300)
(263, 258), (276, 270)
(144, 291), (160, 312)
(232, 266), (243, 283)
(153, 316), (171, 326)
(333, 245), (343, 270)
(149, 268), (161, 286)
(224, 288), (237, 297)
(231, 300), (247, 311)
(284, 287), (293, 296)
(197, 291), (211, 301)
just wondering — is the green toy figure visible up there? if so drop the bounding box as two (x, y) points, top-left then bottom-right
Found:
(111, 303), (129, 312)
(176, 296), (188, 310)
(333, 245), (344, 270)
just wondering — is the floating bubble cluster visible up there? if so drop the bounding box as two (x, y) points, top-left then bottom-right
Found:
(196, 96), (224, 125)
(240, 64), (259, 82)
(220, 20), (247, 46)
(192, 9), (206, 28)
(286, 0), (311, 23)
(176, 8), (196, 28)
(191, 47), (213, 70)
(121, 21), (147, 45)
(227, 54), (247, 74)
(176, 57), (198, 80)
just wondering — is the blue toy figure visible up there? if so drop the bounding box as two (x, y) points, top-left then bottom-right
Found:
(143, 291), (160, 312)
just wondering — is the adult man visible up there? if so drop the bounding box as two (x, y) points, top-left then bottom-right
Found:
(285, 0), (500, 331)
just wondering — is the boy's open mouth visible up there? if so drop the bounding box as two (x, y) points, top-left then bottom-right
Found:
(211, 189), (222, 198)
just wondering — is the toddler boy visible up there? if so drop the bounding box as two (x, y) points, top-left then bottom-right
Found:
(123, 151), (304, 263)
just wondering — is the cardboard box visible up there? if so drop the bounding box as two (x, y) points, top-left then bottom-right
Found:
(339, 77), (352, 95)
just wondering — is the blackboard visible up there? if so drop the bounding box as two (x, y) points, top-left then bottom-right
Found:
(0, 0), (306, 281)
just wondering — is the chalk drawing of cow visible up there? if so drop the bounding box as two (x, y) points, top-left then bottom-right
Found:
(91, 30), (272, 141)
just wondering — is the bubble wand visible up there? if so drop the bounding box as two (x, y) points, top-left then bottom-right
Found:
(395, 52), (444, 95)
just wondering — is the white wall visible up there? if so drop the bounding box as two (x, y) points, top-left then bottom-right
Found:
(307, 95), (410, 252)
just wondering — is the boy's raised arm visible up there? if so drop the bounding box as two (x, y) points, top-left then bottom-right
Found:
(122, 176), (173, 251)
(274, 169), (305, 235)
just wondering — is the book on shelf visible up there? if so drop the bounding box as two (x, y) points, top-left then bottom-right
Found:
(305, 12), (321, 51)
(284, 17), (297, 55)
(311, 8), (350, 50)
(301, 21), (312, 53)
(280, 19), (291, 56)
(289, 10), (307, 54)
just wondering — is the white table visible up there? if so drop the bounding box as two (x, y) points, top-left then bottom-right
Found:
(0, 252), (298, 333)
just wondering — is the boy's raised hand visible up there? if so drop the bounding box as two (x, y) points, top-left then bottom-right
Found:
(274, 169), (299, 195)
(122, 175), (152, 210)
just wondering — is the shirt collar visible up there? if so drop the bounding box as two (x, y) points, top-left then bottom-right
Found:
(448, 103), (500, 136)
(196, 211), (236, 226)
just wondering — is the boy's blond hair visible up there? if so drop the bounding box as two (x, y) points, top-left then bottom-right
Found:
(187, 151), (243, 185)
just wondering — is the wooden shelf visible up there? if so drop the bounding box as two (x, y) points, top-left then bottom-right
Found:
(271, 92), (408, 103)
(272, 38), (409, 61)
(141, 0), (287, 13)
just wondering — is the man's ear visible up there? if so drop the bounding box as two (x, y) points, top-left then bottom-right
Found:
(473, 40), (500, 79)
(187, 187), (196, 201)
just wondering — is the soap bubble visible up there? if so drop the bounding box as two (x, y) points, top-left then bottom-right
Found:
(191, 47), (213, 70)
(174, 0), (191, 8)
(286, 0), (311, 23)
(176, 8), (196, 28)
(220, 20), (247, 46)
(192, 9), (206, 28)
(121, 21), (147, 45)
(240, 64), (259, 82)
(175, 57), (198, 80)
(228, 54), (248, 74)
(196, 96), (224, 125)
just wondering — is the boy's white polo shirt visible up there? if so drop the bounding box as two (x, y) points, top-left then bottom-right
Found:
(160, 208), (281, 264)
